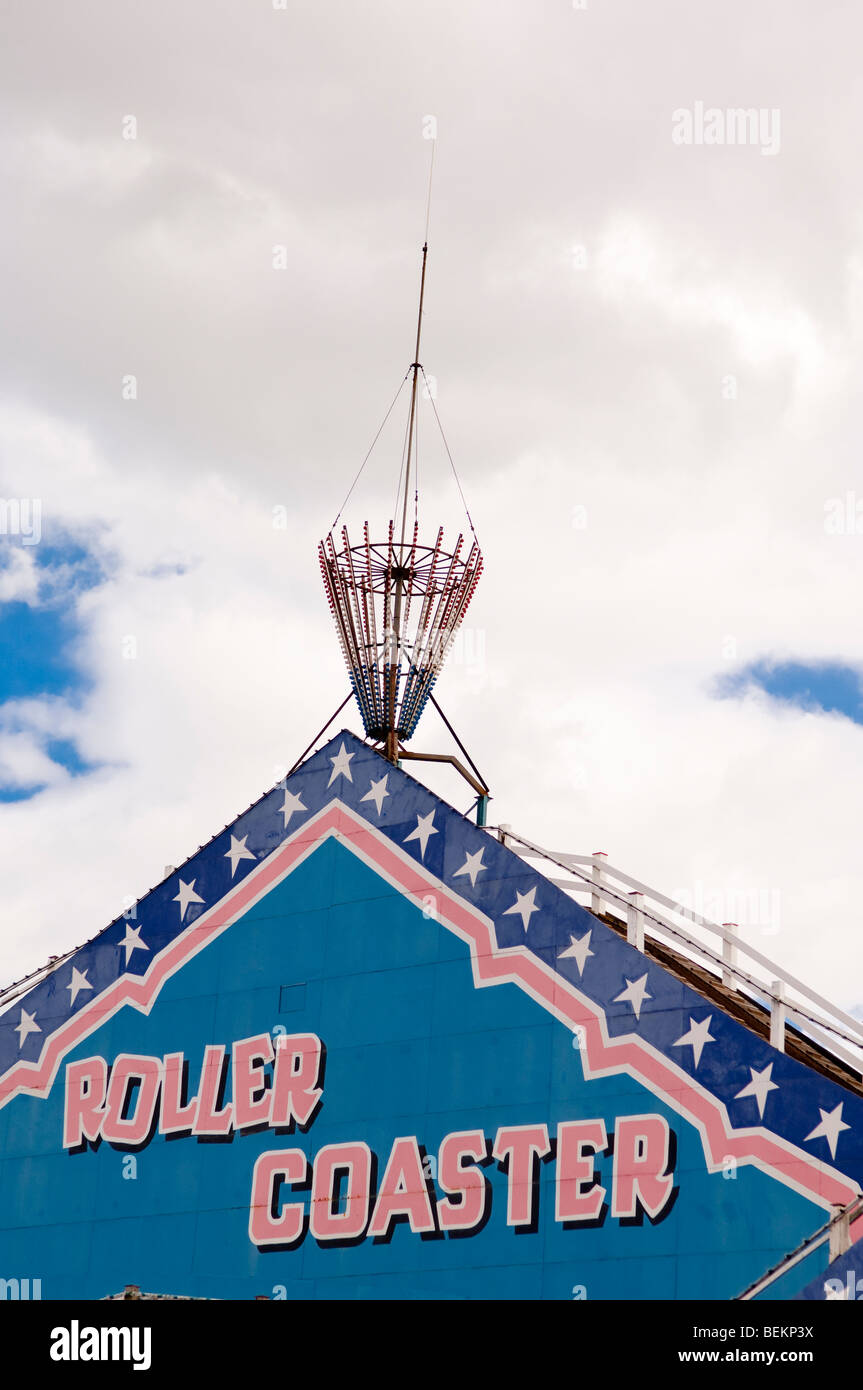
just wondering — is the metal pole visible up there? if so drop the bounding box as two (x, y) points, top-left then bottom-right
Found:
(287, 692), (353, 778)
(387, 243), (429, 763)
(399, 242), (428, 552)
(428, 692), (490, 794)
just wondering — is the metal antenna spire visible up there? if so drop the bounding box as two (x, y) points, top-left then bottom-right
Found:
(319, 144), (483, 773)
(398, 141), (435, 554)
(398, 240), (428, 555)
(387, 239), (429, 758)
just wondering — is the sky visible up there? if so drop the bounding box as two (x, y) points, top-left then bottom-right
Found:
(1, 0), (863, 1019)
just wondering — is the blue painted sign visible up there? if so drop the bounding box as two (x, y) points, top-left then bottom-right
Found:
(0, 731), (860, 1299)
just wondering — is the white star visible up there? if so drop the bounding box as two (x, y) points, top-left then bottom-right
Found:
(15, 1009), (41, 1048)
(121, 923), (149, 965)
(735, 1064), (779, 1119)
(504, 887), (540, 930)
(453, 848), (487, 888)
(404, 811), (438, 860)
(225, 834), (256, 877)
(66, 967), (93, 1008)
(327, 742), (354, 786)
(805, 1104), (850, 1161)
(673, 1016), (716, 1068)
(174, 878), (204, 921)
(280, 789), (307, 829)
(558, 930), (594, 977)
(361, 776), (389, 816)
(614, 973), (652, 1020)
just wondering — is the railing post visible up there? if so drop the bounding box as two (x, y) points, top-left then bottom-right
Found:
(721, 922), (738, 991)
(627, 891), (644, 952)
(770, 979), (786, 1052)
(498, 822), (511, 847)
(591, 851), (607, 916)
(829, 1206), (852, 1262)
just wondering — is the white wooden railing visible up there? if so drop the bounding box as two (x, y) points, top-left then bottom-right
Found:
(492, 825), (863, 1082)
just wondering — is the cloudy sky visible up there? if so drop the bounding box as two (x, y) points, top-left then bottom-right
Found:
(1, 0), (862, 1022)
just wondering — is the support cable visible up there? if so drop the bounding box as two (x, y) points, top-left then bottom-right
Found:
(330, 371), (411, 531)
(420, 366), (479, 542)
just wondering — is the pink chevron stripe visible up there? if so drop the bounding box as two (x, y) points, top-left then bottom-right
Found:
(0, 800), (857, 1214)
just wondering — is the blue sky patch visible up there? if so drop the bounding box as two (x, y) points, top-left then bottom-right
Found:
(0, 533), (112, 797)
(0, 597), (90, 704)
(717, 660), (863, 725)
(0, 536), (108, 704)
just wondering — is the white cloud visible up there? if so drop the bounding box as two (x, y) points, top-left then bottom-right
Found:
(2, 0), (863, 1041)
(0, 548), (38, 603)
